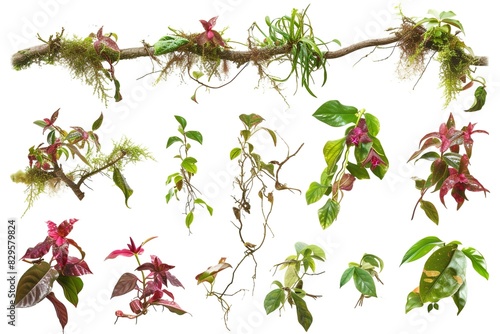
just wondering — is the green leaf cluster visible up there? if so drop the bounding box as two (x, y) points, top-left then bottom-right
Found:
(401, 237), (488, 314)
(306, 100), (389, 229)
(264, 242), (325, 331)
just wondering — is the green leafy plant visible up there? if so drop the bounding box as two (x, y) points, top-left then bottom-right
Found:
(339, 253), (384, 307)
(264, 242), (325, 332)
(401, 236), (488, 314)
(165, 115), (213, 232)
(408, 113), (489, 224)
(105, 236), (188, 322)
(306, 100), (389, 229)
(15, 218), (92, 332)
(397, 9), (487, 109)
(10, 109), (153, 214)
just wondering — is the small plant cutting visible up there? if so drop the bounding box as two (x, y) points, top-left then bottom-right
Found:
(165, 115), (213, 232)
(15, 218), (92, 331)
(401, 236), (488, 314)
(306, 100), (389, 229)
(408, 112), (489, 224)
(105, 236), (188, 322)
(339, 253), (384, 307)
(10, 109), (152, 214)
(264, 242), (326, 332)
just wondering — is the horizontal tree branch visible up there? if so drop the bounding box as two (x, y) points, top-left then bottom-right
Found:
(11, 33), (488, 69)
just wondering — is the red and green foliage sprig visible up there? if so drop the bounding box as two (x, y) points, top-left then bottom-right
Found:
(15, 218), (92, 332)
(106, 236), (188, 322)
(264, 242), (325, 332)
(306, 100), (389, 229)
(401, 236), (488, 314)
(408, 113), (489, 224)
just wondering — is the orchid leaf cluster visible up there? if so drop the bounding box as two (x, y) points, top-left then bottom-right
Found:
(401, 236), (488, 314)
(306, 100), (389, 229)
(264, 242), (325, 332)
(10, 109), (152, 214)
(408, 113), (489, 224)
(340, 254), (384, 307)
(106, 236), (188, 321)
(15, 218), (91, 331)
(166, 115), (213, 231)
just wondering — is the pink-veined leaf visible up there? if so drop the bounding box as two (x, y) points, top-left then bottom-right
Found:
(152, 299), (189, 316)
(61, 257), (93, 276)
(15, 261), (59, 308)
(111, 273), (139, 299)
(20, 236), (52, 260)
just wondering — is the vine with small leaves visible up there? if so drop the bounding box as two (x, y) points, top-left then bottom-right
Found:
(105, 236), (188, 322)
(264, 242), (325, 332)
(408, 112), (489, 224)
(15, 218), (92, 332)
(339, 253), (384, 308)
(10, 109), (152, 215)
(165, 115), (213, 232)
(306, 100), (389, 229)
(401, 236), (488, 314)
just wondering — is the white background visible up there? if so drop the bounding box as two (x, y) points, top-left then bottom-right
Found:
(1, 0), (498, 333)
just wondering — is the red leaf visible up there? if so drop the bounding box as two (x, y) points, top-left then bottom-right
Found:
(105, 249), (135, 260)
(20, 236), (52, 260)
(152, 299), (189, 316)
(62, 257), (93, 276)
(111, 273), (138, 299)
(439, 173), (460, 207)
(165, 271), (184, 288)
(46, 292), (68, 331)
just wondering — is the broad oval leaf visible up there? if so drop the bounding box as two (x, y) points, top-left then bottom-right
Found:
(239, 113), (264, 129)
(452, 281), (467, 315)
(56, 275), (83, 307)
(353, 267), (377, 297)
(305, 182), (328, 205)
(462, 247), (489, 280)
(340, 267), (355, 288)
(419, 246), (466, 303)
(362, 254), (384, 272)
(312, 100), (358, 127)
(264, 288), (285, 314)
(154, 36), (189, 55)
(317, 199), (340, 229)
(174, 115), (187, 130)
(15, 261), (59, 308)
(185, 211), (194, 229)
(323, 138), (345, 169)
(181, 157), (198, 174)
(420, 200), (439, 225)
(230, 147), (242, 160)
(166, 136), (183, 149)
(113, 167), (134, 208)
(111, 273), (138, 299)
(185, 130), (203, 145)
(400, 236), (444, 266)
(346, 161), (370, 180)
(364, 113), (380, 136)
(291, 292), (313, 332)
(92, 112), (104, 131)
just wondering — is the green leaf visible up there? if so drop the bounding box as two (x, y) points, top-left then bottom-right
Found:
(305, 182), (328, 205)
(340, 267), (355, 288)
(229, 147), (242, 160)
(264, 288), (285, 314)
(312, 100), (358, 127)
(405, 290), (423, 313)
(353, 267), (377, 297)
(239, 113), (264, 129)
(291, 292), (313, 332)
(462, 247), (489, 280)
(262, 127), (278, 146)
(362, 254), (384, 272)
(284, 264), (300, 288)
(166, 136), (183, 149)
(113, 168), (134, 208)
(194, 198), (214, 216)
(400, 236), (444, 266)
(154, 36), (189, 55)
(452, 281), (467, 315)
(317, 199), (340, 229)
(181, 157), (198, 174)
(465, 86), (487, 112)
(420, 200), (439, 225)
(34, 120), (48, 128)
(294, 242), (308, 255)
(240, 129), (251, 141)
(307, 245), (326, 261)
(192, 71), (204, 79)
(415, 151), (440, 163)
(364, 113), (380, 136)
(185, 212), (194, 229)
(15, 261), (59, 308)
(56, 276), (83, 307)
(92, 112), (104, 131)
(174, 115), (187, 130)
(346, 161), (370, 180)
(185, 131), (203, 145)
(442, 152), (462, 170)
(323, 138), (345, 169)
(419, 246), (466, 303)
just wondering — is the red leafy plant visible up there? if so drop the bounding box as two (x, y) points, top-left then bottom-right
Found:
(105, 236), (189, 322)
(15, 218), (92, 332)
(408, 113), (489, 224)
